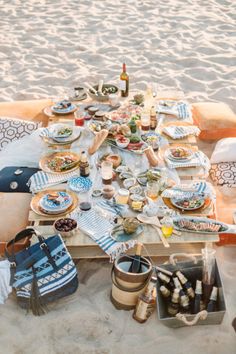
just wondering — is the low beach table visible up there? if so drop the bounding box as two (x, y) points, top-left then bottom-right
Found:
(29, 210), (219, 259)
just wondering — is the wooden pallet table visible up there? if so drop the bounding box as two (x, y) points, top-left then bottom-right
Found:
(28, 209), (219, 259)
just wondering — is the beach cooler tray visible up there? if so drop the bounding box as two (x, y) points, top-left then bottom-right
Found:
(156, 253), (226, 328)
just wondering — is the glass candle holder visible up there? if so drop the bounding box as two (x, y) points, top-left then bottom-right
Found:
(101, 161), (113, 185)
(141, 111), (150, 132)
(74, 109), (85, 127)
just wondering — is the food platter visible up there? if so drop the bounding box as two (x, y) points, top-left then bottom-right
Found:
(141, 132), (161, 151)
(172, 216), (230, 234)
(39, 152), (80, 174)
(165, 147), (193, 162)
(170, 196), (206, 211)
(30, 190), (78, 217)
(162, 196), (212, 214)
(39, 191), (73, 214)
(51, 100), (77, 115)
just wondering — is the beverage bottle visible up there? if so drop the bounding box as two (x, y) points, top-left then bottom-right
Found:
(160, 285), (171, 299)
(79, 151), (90, 177)
(157, 272), (174, 289)
(179, 289), (190, 313)
(167, 288), (180, 316)
(176, 270), (195, 299)
(161, 212), (173, 238)
(173, 277), (183, 290)
(150, 106), (157, 130)
(206, 287), (218, 312)
(120, 63), (129, 97)
(193, 280), (202, 314)
(128, 243), (143, 273)
(133, 276), (157, 323)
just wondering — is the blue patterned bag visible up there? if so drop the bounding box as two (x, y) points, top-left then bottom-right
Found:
(5, 228), (78, 315)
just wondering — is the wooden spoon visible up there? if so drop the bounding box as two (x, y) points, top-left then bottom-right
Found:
(138, 214), (181, 236)
(137, 214), (170, 248)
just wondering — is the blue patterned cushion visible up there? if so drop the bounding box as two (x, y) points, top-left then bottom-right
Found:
(0, 117), (41, 151)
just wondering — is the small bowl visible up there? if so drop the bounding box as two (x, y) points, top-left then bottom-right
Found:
(105, 154), (121, 168)
(115, 136), (130, 148)
(53, 217), (77, 238)
(87, 84), (119, 102)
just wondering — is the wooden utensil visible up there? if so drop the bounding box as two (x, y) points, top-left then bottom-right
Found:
(137, 214), (170, 248)
(137, 214), (181, 236)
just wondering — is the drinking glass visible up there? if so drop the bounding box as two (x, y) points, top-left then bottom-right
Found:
(146, 180), (160, 201)
(101, 161), (113, 185)
(74, 109), (85, 127)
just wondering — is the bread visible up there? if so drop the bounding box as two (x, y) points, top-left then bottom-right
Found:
(88, 129), (109, 155)
(144, 146), (159, 167)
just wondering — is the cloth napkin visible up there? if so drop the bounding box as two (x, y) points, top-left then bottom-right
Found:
(71, 208), (136, 260)
(162, 125), (200, 139)
(0, 260), (12, 304)
(157, 101), (192, 120)
(165, 151), (211, 172)
(28, 169), (80, 193)
(161, 181), (214, 199)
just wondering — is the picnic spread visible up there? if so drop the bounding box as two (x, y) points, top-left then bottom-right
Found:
(0, 81), (235, 326)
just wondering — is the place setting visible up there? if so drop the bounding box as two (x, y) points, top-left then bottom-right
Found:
(39, 123), (82, 146)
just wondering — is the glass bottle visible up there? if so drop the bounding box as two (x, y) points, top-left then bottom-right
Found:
(80, 151), (90, 177)
(120, 63), (129, 97)
(206, 286), (218, 312)
(133, 276), (157, 323)
(175, 270), (195, 299)
(150, 106), (157, 130)
(167, 288), (180, 316)
(179, 289), (190, 313)
(161, 211), (173, 238)
(128, 243), (143, 274)
(160, 285), (171, 299)
(157, 272), (174, 289)
(193, 280), (202, 314)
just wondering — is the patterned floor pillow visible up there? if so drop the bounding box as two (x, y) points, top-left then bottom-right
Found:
(210, 162), (236, 187)
(0, 117), (41, 151)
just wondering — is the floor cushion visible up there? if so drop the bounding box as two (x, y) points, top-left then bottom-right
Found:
(0, 99), (51, 127)
(0, 117), (41, 151)
(0, 193), (32, 255)
(211, 138), (236, 164)
(192, 102), (236, 141)
(210, 162), (236, 187)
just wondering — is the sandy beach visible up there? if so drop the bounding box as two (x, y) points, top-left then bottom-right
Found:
(0, 1), (236, 353)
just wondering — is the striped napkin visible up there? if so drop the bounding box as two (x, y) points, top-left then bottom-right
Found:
(165, 151), (210, 171)
(162, 125), (200, 139)
(28, 169), (80, 193)
(161, 181), (209, 199)
(71, 209), (136, 260)
(157, 101), (192, 120)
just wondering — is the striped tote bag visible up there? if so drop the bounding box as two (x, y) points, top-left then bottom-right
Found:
(5, 228), (78, 315)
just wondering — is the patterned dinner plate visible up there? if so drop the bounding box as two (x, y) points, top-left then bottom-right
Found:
(67, 176), (92, 193)
(51, 103), (77, 115)
(39, 191), (73, 214)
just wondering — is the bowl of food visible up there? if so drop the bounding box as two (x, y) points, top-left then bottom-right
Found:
(115, 135), (130, 148)
(87, 83), (119, 102)
(54, 217), (77, 238)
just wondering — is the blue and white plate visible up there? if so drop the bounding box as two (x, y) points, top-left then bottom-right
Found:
(110, 224), (144, 242)
(51, 102), (77, 115)
(68, 176), (92, 193)
(39, 191), (72, 214)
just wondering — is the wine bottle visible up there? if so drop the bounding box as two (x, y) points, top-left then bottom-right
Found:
(150, 106), (157, 130)
(160, 285), (171, 299)
(193, 280), (202, 314)
(80, 151), (90, 177)
(206, 286), (218, 312)
(173, 277), (183, 290)
(128, 243), (142, 273)
(167, 289), (180, 316)
(157, 272), (174, 289)
(179, 289), (190, 312)
(120, 63), (129, 97)
(176, 270), (195, 299)
(133, 276), (157, 323)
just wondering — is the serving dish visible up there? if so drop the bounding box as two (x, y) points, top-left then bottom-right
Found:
(39, 152), (80, 174)
(172, 216), (233, 234)
(53, 217), (77, 237)
(40, 125), (81, 146)
(67, 176), (92, 193)
(166, 147), (193, 161)
(141, 132), (161, 151)
(87, 83), (119, 102)
(110, 224), (143, 242)
(170, 196), (205, 211)
(52, 125), (73, 139)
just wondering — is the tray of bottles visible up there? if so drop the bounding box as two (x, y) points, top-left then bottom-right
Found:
(156, 254), (226, 328)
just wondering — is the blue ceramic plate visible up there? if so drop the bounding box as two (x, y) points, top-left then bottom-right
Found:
(110, 224), (144, 242)
(51, 102), (77, 115)
(68, 176), (92, 193)
(39, 191), (72, 214)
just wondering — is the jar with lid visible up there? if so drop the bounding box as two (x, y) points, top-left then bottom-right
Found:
(115, 188), (129, 204)
(161, 211), (173, 238)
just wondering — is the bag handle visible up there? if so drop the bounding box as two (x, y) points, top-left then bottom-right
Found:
(176, 310), (208, 326)
(5, 228), (58, 272)
(169, 253), (198, 266)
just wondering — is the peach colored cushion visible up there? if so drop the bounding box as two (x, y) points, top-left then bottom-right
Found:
(0, 193), (31, 242)
(0, 99), (52, 127)
(193, 102), (236, 141)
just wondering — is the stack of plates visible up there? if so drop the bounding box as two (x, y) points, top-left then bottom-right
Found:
(39, 191), (73, 215)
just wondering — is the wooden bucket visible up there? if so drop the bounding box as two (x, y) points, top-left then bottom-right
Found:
(111, 255), (153, 310)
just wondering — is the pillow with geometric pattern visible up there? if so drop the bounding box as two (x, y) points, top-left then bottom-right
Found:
(210, 162), (236, 187)
(0, 117), (41, 151)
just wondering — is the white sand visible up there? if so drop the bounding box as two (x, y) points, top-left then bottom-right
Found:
(0, 1), (236, 353)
